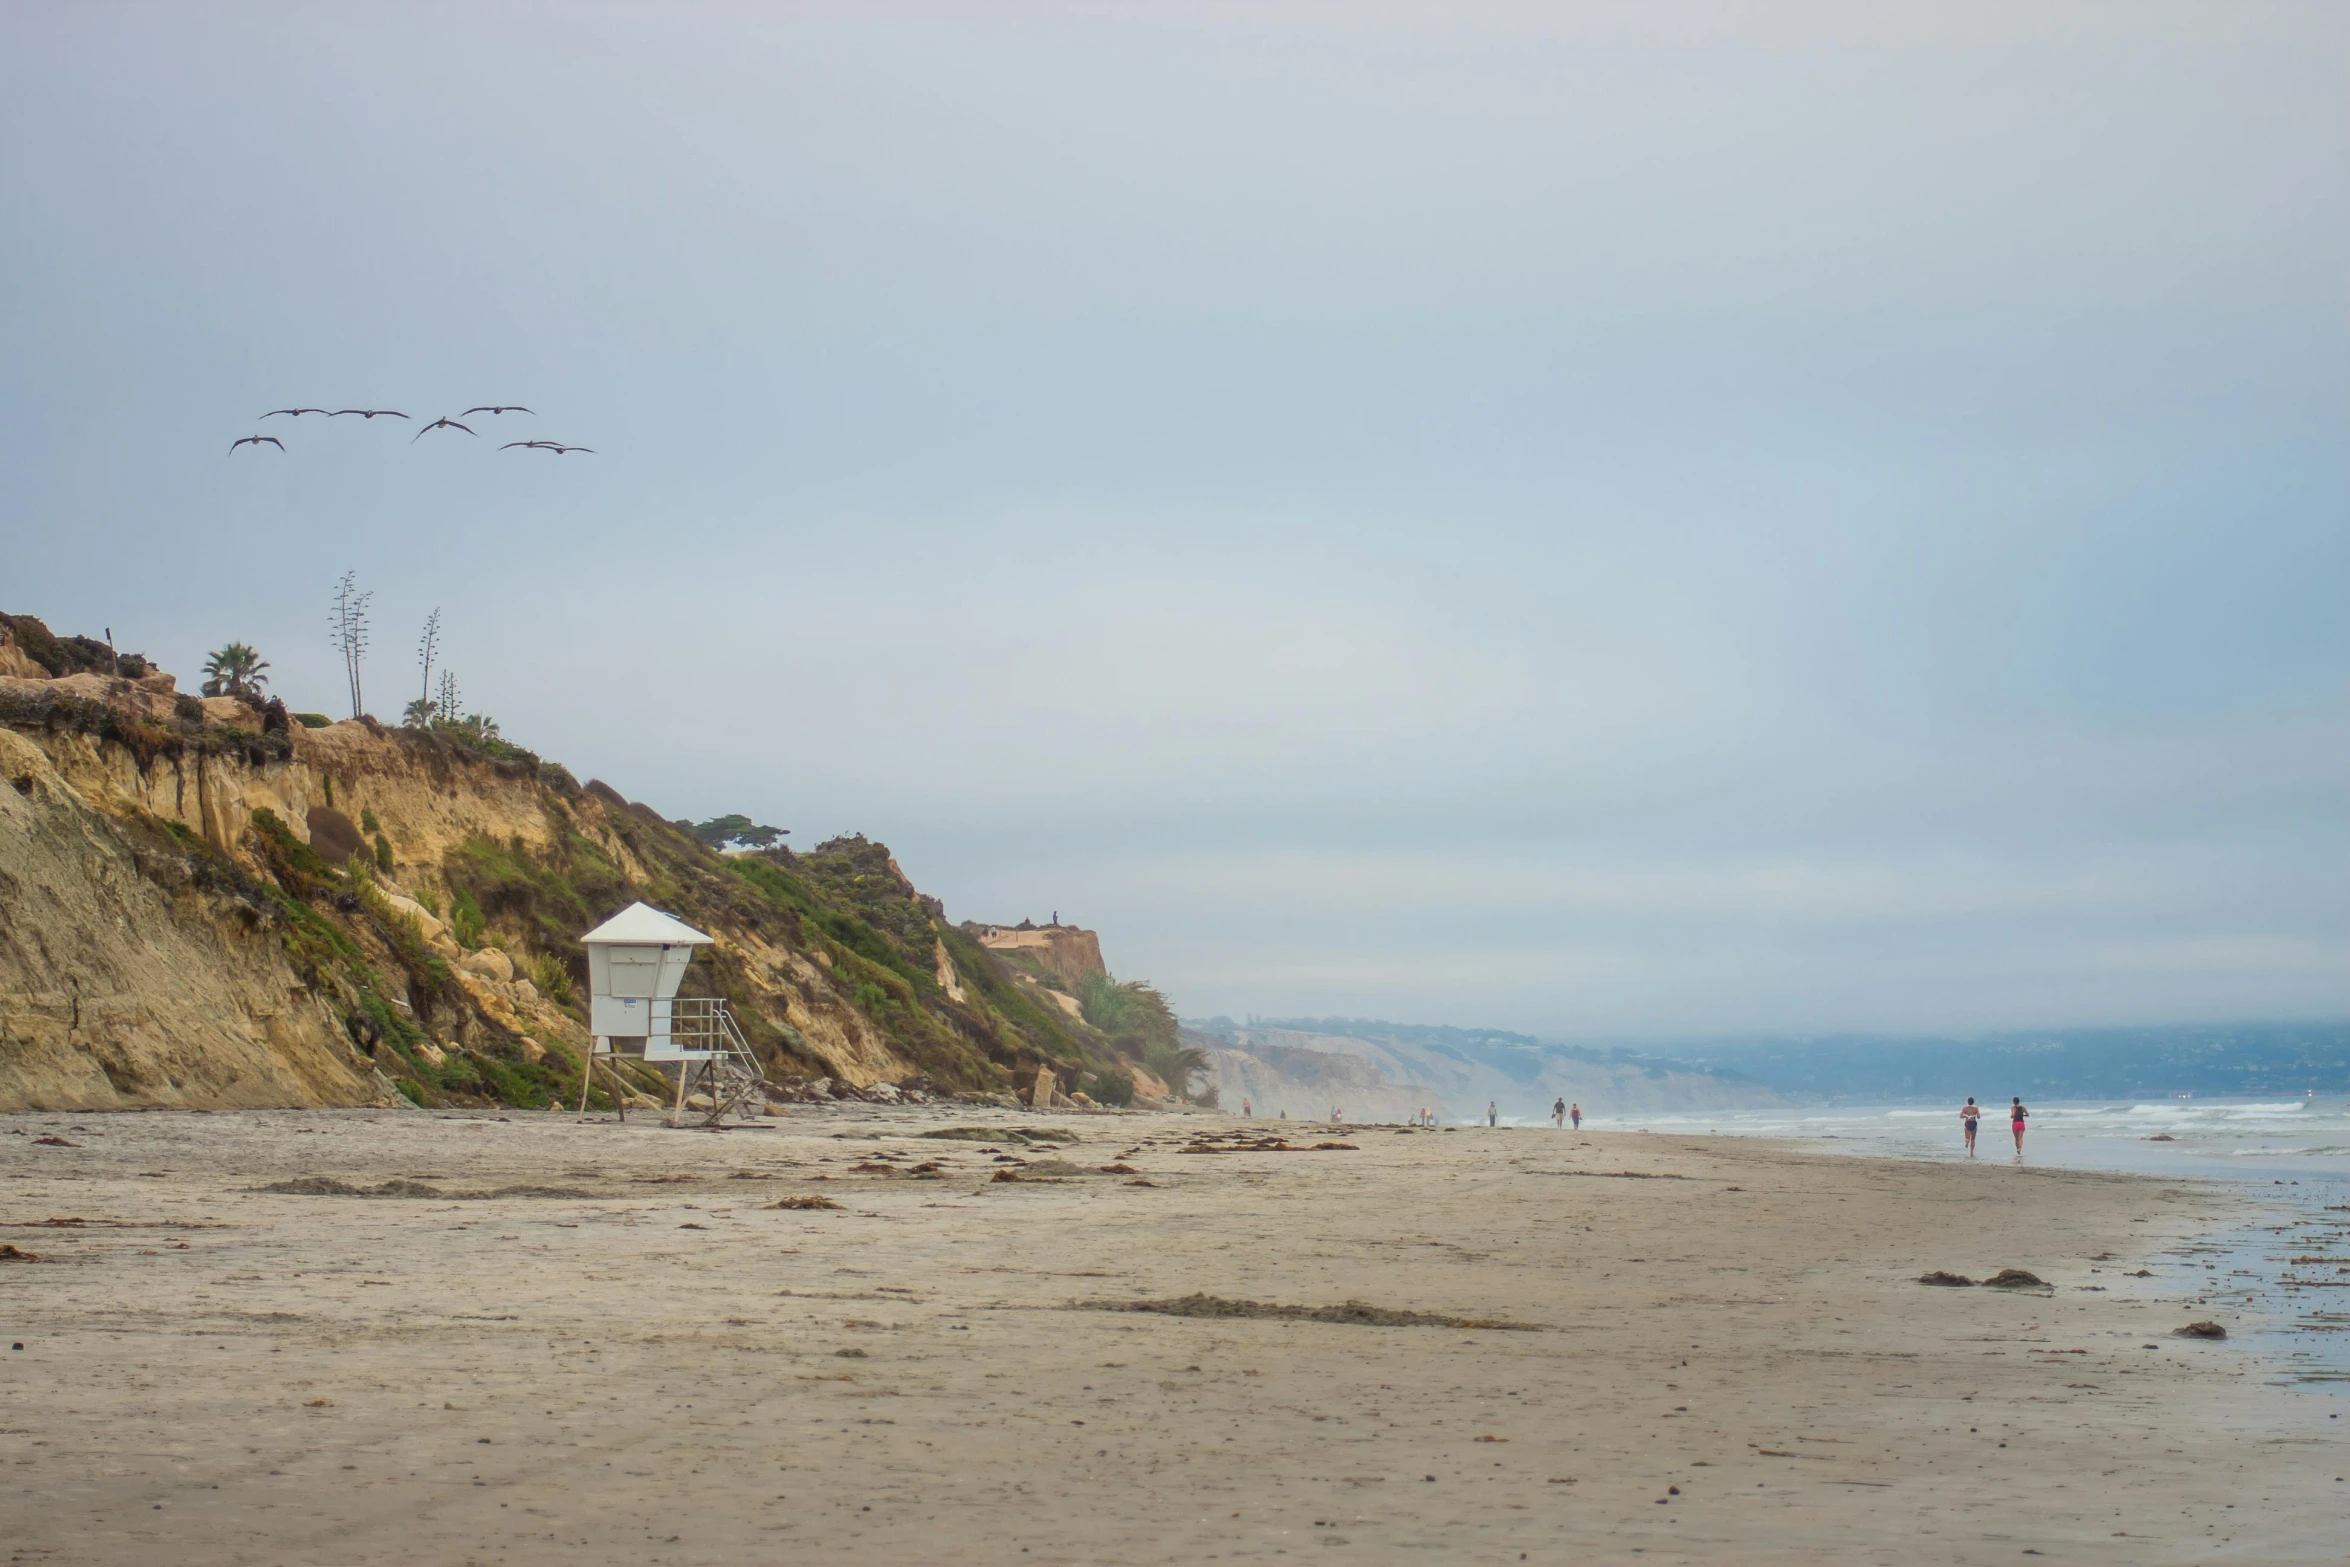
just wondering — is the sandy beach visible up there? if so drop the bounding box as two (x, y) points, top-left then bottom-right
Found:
(2, 1106), (2343, 1566)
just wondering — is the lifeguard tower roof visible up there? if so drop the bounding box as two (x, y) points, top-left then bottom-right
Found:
(581, 902), (713, 947)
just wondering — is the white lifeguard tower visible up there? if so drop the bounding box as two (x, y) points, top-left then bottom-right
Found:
(576, 901), (764, 1125)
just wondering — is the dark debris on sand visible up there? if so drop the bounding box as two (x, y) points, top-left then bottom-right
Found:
(918, 1127), (1076, 1145)
(1982, 1269), (2048, 1289)
(1078, 1293), (1542, 1330)
(254, 1177), (592, 1200)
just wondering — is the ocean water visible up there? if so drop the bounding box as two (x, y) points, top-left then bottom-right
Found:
(1589, 1095), (2350, 1185)
(1579, 1096), (2350, 1391)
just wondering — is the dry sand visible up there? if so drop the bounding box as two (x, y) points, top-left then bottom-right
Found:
(2, 1106), (2343, 1565)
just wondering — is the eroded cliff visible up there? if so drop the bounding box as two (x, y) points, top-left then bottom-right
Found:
(0, 619), (1135, 1112)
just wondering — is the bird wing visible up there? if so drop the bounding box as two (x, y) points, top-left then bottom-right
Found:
(375, 410), (411, 419)
(499, 440), (536, 450)
(330, 409), (367, 417)
(558, 445), (595, 454)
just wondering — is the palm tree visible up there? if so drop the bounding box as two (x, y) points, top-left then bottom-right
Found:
(200, 642), (270, 698)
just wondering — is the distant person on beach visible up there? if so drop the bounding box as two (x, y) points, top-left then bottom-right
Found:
(1570, 1103), (1581, 1130)
(1961, 1097), (1981, 1156)
(2009, 1097), (2028, 1158)
(1553, 1097), (1566, 1128)
(1487, 1101), (1498, 1127)
(1242, 1098), (1251, 1117)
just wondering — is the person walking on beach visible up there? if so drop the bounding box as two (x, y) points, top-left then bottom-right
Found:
(1961, 1097), (1981, 1157)
(1487, 1101), (1498, 1127)
(1242, 1097), (1252, 1117)
(1553, 1097), (1567, 1128)
(2009, 1097), (2028, 1159)
(1570, 1103), (1581, 1130)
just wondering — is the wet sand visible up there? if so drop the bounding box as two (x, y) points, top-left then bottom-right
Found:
(2, 1107), (2342, 1565)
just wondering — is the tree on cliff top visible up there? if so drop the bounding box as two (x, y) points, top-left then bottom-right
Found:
(200, 641), (270, 698)
(682, 813), (788, 851)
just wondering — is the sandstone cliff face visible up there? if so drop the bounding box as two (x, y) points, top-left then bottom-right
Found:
(966, 924), (1107, 990)
(0, 726), (393, 1110)
(0, 643), (1126, 1111)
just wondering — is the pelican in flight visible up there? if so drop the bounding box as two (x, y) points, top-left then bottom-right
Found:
(261, 408), (328, 419)
(502, 440), (593, 454)
(412, 417), (477, 442)
(329, 408), (409, 420)
(229, 435), (285, 454)
(460, 405), (534, 417)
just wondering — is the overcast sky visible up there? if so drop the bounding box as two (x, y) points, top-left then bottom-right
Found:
(3, 3), (2343, 1039)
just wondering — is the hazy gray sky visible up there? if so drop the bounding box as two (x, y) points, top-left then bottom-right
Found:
(4, 3), (2344, 1038)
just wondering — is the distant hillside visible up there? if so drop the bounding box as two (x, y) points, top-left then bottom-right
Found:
(1687, 1022), (2350, 1102)
(1184, 1015), (1780, 1121)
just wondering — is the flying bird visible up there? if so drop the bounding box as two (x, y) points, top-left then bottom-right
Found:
(329, 408), (409, 419)
(229, 435), (284, 454)
(412, 417), (477, 442)
(503, 439), (592, 454)
(261, 408), (328, 419)
(459, 405), (534, 417)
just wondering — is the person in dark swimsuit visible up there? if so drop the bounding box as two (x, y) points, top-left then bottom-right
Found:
(1961, 1097), (1981, 1157)
(2009, 1097), (2028, 1159)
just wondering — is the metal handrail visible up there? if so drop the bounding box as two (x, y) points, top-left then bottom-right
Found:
(665, 996), (766, 1124)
